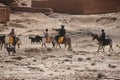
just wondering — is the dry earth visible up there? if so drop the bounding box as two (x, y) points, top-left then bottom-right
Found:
(0, 12), (120, 80)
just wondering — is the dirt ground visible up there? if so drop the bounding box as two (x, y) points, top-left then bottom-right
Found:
(0, 11), (120, 80)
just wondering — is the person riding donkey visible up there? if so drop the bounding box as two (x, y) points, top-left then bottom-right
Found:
(91, 29), (113, 52)
(100, 29), (106, 45)
(42, 29), (50, 48)
(9, 28), (15, 36)
(53, 25), (66, 43)
(8, 28), (21, 48)
(44, 29), (51, 43)
(8, 28), (16, 46)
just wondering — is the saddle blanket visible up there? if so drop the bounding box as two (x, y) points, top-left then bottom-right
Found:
(5, 36), (13, 44)
(58, 37), (64, 43)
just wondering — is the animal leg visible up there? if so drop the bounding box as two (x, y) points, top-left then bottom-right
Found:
(6, 48), (10, 55)
(52, 41), (55, 48)
(56, 43), (58, 48)
(102, 46), (105, 52)
(18, 43), (20, 48)
(13, 49), (16, 56)
(8, 52), (10, 55)
(42, 43), (47, 48)
(112, 47), (114, 51)
(68, 44), (72, 50)
(42, 43), (44, 47)
(109, 44), (114, 52)
(59, 44), (61, 49)
(1, 43), (3, 50)
(44, 43), (47, 48)
(0, 45), (2, 50)
(97, 46), (101, 52)
(65, 42), (67, 48)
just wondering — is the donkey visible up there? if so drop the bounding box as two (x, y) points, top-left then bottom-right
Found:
(12, 36), (21, 48)
(41, 36), (55, 48)
(41, 35), (72, 50)
(4, 35), (21, 49)
(91, 33), (113, 52)
(54, 35), (72, 50)
(0, 35), (5, 49)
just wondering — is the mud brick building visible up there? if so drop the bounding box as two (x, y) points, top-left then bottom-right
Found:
(31, 0), (120, 14)
(0, 4), (10, 23)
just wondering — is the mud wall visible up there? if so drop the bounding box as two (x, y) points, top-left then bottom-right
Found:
(0, 6), (10, 23)
(11, 7), (53, 14)
(0, 0), (14, 6)
(82, 0), (120, 14)
(31, 0), (120, 14)
(32, 0), (83, 14)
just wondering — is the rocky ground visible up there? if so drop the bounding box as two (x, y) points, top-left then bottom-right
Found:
(0, 12), (120, 80)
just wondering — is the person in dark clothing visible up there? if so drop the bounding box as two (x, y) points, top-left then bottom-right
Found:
(100, 29), (106, 44)
(53, 25), (66, 43)
(59, 25), (66, 37)
(53, 25), (66, 37)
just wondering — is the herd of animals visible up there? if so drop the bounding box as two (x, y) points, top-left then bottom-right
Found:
(0, 33), (114, 56)
(0, 34), (72, 55)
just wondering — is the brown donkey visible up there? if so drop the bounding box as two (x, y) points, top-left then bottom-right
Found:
(54, 35), (72, 50)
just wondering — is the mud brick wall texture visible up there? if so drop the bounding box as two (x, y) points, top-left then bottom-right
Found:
(0, 6), (10, 23)
(0, 0), (14, 6)
(11, 7), (53, 14)
(31, 0), (120, 14)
